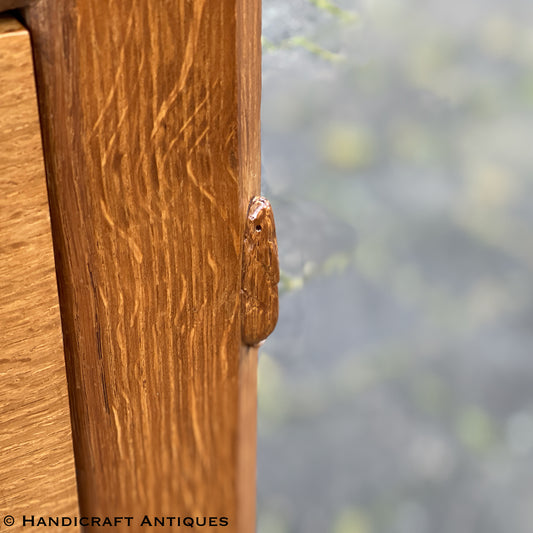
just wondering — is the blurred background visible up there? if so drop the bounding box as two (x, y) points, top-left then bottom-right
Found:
(258, 1), (533, 532)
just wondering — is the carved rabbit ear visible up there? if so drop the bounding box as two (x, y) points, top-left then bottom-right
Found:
(241, 196), (279, 346)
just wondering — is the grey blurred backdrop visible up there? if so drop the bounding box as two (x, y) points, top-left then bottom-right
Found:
(258, 1), (533, 532)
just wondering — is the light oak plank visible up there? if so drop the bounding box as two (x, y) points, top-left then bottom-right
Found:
(0, 17), (79, 530)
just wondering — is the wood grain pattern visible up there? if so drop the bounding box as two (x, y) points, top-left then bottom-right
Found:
(235, 0), (262, 528)
(241, 197), (279, 346)
(0, 17), (78, 528)
(23, 1), (262, 530)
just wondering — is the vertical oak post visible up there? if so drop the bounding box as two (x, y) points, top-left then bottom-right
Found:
(23, 1), (261, 530)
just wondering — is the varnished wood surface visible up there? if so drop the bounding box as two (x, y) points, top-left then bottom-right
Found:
(23, 1), (262, 530)
(0, 17), (79, 529)
(235, 0), (262, 529)
(241, 197), (279, 346)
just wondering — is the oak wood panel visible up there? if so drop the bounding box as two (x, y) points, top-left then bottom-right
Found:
(235, 0), (262, 529)
(0, 17), (78, 528)
(23, 1), (262, 531)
